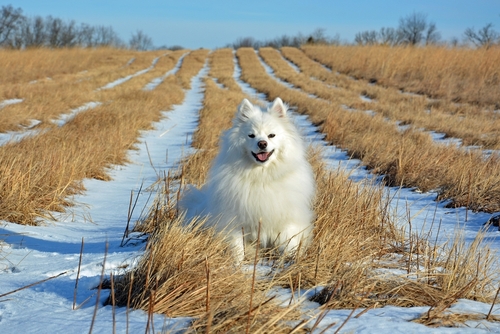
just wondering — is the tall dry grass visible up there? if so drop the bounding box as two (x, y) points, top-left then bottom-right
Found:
(278, 47), (500, 149)
(0, 47), (146, 85)
(0, 49), (211, 225)
(112, 48), (498, 331)
(0, 49), (182, 133)
(302, 45), (500, 108)
(236, 47), (500, 213)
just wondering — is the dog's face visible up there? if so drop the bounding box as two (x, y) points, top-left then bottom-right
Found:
(236, 98), (288, 166)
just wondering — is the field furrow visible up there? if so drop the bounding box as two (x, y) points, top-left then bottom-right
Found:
(1, 47), (499, 333)
(0, 49), (208, 225)
(281, 48), (500, 149)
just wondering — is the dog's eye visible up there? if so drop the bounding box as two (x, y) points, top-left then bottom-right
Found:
(248, 134), (255, 138)
(268, 134), (276, 139)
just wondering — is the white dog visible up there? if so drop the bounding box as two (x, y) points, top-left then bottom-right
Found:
(180, 97), (315, 261)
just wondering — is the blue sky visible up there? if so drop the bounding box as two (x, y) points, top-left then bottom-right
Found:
(5, 0), (500, 48)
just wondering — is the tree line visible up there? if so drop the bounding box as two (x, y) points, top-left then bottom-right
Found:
(231, 12), (499, 49)
(0, 5), (156, 50)
(1, 5), (498, 50)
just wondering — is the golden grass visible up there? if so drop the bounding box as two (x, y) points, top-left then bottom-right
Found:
(111, 48), (499, 331)
(0, 49), (211, 225)
(236, 47), (500, 213)
(0, 47), (145, 85)
(281, 46), (500, 149)
(302, 45), (500, 108)
(0, 49), (186, 133)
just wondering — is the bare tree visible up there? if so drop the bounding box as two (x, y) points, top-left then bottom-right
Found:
(398, 12), (428, 45)
(94, 25), (123, 47)
(354, 30), (378, 45)
(129, 30), (153, 50)
(464, 23), (499, 48)
(15, 15), (45, 48)
(354, 27), (403, 46)
(379, 27), (403, 46)
(232, 36), (259, 49)
(424, 22), (441, 45)
(0, 5), (24, 45)
(76, 23), (95, 47)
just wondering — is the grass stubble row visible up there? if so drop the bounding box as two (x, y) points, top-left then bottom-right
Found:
(0, 48), (215, 225)
(281, 46), (500, 150)
(111, 48), (499, 331)
(302, 45), (500, 109)
(0, 48), (172, 133)
(244, 47), (500, 214)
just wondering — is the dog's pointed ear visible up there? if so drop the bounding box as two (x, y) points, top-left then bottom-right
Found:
(237, 98), (257, 122)
(269, 97), (287, 118)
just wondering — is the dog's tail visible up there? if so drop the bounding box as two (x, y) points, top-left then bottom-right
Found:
(178, 185), (208, 223)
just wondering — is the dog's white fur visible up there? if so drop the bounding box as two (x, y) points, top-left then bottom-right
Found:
(180, 97), (315, 260)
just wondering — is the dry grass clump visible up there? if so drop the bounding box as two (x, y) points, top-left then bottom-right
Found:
(302, 45), (500, 108)
(113, 216), (304, 332)
(0, 49), (209, 225)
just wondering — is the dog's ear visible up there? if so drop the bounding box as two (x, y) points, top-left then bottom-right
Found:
(237, 98), (257, 122)
(269, 97), (287, 118)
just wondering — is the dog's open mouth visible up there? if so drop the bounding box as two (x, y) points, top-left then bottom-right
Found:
(252, 150), (274, 163)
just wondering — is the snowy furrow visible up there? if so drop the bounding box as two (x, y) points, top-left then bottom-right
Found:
(0, 98), (24, 109)
(143, 52), (188, 91)
(255, 50), (319, 99)
(98, 56), (162, 90)
(53, 101), (103, 127)
(0, 61), (209, 333)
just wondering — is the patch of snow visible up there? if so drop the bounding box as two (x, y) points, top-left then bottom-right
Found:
(98, 57), (161, 90)
(255, 50), (319, 99)
(0, 98), (24, 109)
(211, 77), (226, 89)
(429, 130), (463, 147)
(143, 53), (187, 91)
(360, 94), (374, 103)
(53, 102), (102, 127)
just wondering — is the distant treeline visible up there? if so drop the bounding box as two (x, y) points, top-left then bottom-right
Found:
(230, 12), (499, 49)
(1, 5), (498, 50)
(0, 4), (167, 50)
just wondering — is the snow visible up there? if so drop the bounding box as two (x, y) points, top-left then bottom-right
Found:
(143, 53), (187, 91)
(53, 102), (102, 127)
(0, 98), (24, 109)
(0, 52), (499, 333)
(98, 56), (162, 90)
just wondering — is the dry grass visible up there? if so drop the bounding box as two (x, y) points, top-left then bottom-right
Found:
(302, 45), (500, 108)
(281, 46), (500, 149)
(0, 49), (185, 133)
(0, 49), (211, 225)
(112, 48), (499, 331)
(0, 47), (147, 85)
(235, 47), (500, 213)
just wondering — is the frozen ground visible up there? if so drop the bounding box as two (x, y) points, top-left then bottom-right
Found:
(0, 53), (499, 333)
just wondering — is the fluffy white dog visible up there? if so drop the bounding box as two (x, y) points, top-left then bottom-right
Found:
(180, 97), (315, 260)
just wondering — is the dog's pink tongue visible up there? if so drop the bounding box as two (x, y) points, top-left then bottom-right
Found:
(256, 152), (268, 161)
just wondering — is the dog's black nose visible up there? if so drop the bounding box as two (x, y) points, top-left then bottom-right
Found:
(258, 140), (267, 149)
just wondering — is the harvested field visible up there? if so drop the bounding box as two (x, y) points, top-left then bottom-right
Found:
(1, 46), (499, 333)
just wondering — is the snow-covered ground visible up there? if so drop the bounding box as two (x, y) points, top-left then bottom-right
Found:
(0, 52), (499, 333)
